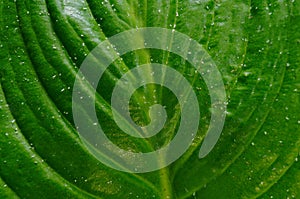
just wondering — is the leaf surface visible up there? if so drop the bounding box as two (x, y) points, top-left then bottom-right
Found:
(0, 0), (299, 198)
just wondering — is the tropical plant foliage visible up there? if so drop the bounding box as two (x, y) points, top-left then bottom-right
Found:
(0, 0), (299, 198)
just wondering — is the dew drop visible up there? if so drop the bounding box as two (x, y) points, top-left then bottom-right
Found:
(243, 71), (251, 76)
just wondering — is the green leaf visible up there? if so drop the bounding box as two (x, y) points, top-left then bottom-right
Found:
(0, 0), (299, 198)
